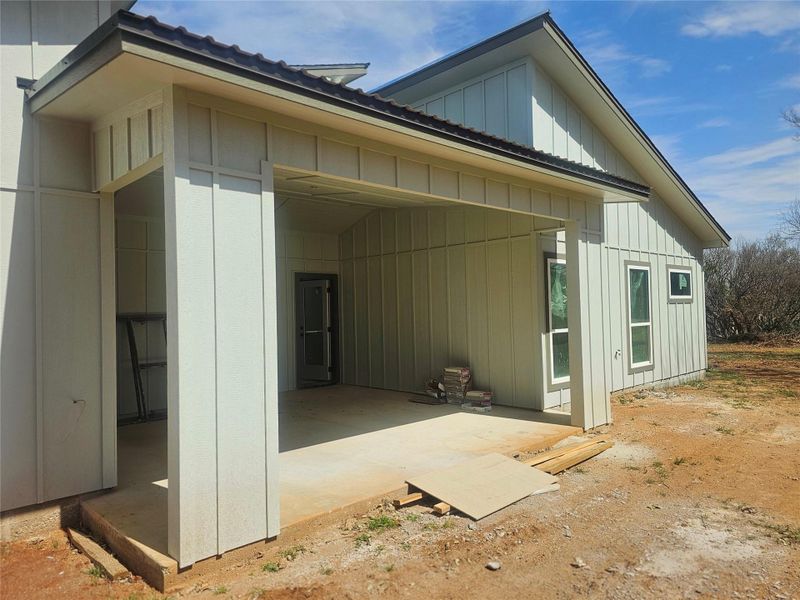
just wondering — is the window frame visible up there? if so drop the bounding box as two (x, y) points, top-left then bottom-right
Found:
(667, 266), (693, 302)
(546, 256), (570, 386)
(625, 262), (654, 372)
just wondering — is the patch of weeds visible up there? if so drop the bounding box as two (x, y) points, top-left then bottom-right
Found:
(279, 545), (306, 560)
(423, 522), (440, 531)
(716, 426), (734, 435)
(367, 515), (400, 531)
(573, 467), (587, 474)
(261, 561), (280, 573)
(321, 566), (334, 576)
(617, 395), (635, 405)
(713, 455), (723, 462)
(441, 517), (455, 529)
(762, 523), (800, 545)
(624, 465), (641, 471)
(400, 541), (411, 551)
(383, 563), (395, 572)
(777, 388), (799, 398)
(213, 586), (229, 595)
(672, 457), (687, 466)
(727, 398), (752, 409)
(85, 565), (104, 579)
(405, 513), (420, 522)
(686, 379), (707, 389)
(374, 544), (386, 555)
(355, 533), (371, 547)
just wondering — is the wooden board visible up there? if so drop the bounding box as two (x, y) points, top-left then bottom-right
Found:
(406, 453), (558, 520)
(67, 527), (129, 580)
(523, 438), (607, 466)
(537, 441), (614, 474)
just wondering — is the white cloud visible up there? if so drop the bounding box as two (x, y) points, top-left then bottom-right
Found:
(133, 0), (485, 90)
(624, 95), (714, 118)
(699, 137), (798, 168)
(675, 137), (800, 239)
(575, 30), (671, 81)
(681, 2), (800, 38)
(698, 117), (731, 129)
(780, 73), (800, 89)
(715, 64), (733, 72)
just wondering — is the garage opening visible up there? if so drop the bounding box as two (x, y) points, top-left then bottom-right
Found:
(273, 171), (577, 528)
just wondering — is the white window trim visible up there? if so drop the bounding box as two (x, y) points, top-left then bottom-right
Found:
(668, 267), (693, 300)
(627, 264), (653, 370)
(547, 257), (570, 385)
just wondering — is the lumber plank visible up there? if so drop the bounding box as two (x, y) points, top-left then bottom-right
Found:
(67, 527), (129, 580)
(393, 492), (423, 508)
(433, 502), (451, 516)
(522, 438), (607, 467)
(537, 441), (614, 474)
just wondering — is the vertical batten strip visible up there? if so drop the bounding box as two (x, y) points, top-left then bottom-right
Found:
(99, 192), (117, 488)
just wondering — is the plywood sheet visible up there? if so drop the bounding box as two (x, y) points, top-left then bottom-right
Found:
(406, 453), (557, 520)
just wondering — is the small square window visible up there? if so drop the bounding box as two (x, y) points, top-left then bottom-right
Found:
(668, 268), (692, 300)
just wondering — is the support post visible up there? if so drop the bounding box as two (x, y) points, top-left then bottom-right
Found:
(565, 219), (595, 430)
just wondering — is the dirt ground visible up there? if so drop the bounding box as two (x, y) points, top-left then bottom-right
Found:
(2, 343), (798, 600)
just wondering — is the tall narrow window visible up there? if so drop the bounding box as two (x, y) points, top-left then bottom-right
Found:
(547, 258), (569, 384)
(627, 264), (652, 369)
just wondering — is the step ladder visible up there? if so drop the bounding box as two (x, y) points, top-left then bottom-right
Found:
(117, 313), (167, 423)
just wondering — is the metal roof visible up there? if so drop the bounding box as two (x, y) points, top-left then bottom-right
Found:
(27, 9), (650, 200)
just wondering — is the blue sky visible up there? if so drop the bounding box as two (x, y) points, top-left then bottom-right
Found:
(135, 0), (800, 240)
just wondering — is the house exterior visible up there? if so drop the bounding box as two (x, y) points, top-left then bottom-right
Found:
(1, 1), (729, 569)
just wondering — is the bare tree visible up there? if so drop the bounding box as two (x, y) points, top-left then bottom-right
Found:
(783, 199), (800, 244)
(784, 107), (800, 139)
(705, 236), (800, 340)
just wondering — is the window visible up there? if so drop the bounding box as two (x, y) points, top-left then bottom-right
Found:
(627, 264), (652, 369)
(547, 257), (569, 384)
(668, 268), (692, 300)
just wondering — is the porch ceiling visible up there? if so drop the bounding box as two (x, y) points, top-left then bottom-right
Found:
(274, 169), (461, 234)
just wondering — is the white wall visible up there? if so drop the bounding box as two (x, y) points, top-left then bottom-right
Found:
(115, 216), (167, 419)
(532, 62), (643, 183)
(337, 205), (575, 409)
(410, 59), (532, 146)
(1, 1), (118, 511)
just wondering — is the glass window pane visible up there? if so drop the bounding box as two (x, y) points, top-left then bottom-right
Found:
(629, 268), (650, 323)
(631, 325), (651, 365)
(552, 332), (569, 379)
(670, 271), (691, 297)
(549, 262), (568, 330)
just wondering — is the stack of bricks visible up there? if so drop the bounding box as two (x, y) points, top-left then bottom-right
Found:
(442, 367), (471, 405)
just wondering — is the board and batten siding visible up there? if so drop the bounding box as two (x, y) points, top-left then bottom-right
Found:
(602, 193), (707, 392)
(410, 59), (533, 146)
(337, 204), (596, 409)
(115, 216), (167, 420)
(275, 229), (339, 392)
(92, 91), (165, 192)
(531, 62), (643, 184)
(165, 87), (281, 567)
(2, 0), (118, 513)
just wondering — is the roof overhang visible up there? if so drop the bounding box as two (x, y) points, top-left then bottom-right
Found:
(373, 13), (730, 248)
(26, 11), (650, 207)
(290, 63), (369, 85)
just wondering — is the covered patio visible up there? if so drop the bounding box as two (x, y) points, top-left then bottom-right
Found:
(82, 385), (576, 589)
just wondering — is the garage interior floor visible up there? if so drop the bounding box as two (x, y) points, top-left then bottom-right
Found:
(82, 385), (577, 575)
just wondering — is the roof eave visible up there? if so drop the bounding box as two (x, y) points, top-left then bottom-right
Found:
(26, 10), (649, 203)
